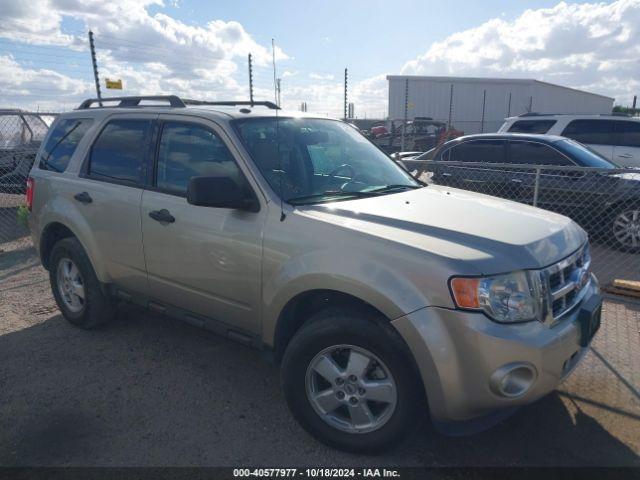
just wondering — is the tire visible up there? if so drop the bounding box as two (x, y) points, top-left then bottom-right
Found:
(609, 203), (640, 252)
(281, 307), (424, 453)
(49, 237), (116, 328)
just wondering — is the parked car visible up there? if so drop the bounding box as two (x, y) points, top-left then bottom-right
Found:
(499, 113), (640, 168)
(0, 109), (51, 193)
(417, 133), (640, 251)
(28, 96), (601, 453)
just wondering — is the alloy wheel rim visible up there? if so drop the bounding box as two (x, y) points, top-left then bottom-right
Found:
(305, 344), (397, 434)
(612, 209), (640, 248)
(56, 257), (85, 313)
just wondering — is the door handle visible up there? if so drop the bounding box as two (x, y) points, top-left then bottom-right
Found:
(511, 178), (523, 184)
(617, 153), (633, 159)
(441, 172), (452, 177)
(73, 191), (92, 204)
(148, 209), (175, 224)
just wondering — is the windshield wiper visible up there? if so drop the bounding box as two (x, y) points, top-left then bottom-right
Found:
(288, 190), (382, 205)
(367, 184), (422, 193)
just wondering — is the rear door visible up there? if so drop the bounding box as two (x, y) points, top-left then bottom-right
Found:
(140, 115), (265, 334)
(613, 120), (640, 168)
(73, 115), (155, 294)
(561, 119), (615, 161)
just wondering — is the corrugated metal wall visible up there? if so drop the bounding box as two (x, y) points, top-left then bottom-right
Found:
(388, 76), (614, 134)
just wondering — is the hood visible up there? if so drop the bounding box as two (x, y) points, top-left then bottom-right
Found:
(298, 185), (586, 274)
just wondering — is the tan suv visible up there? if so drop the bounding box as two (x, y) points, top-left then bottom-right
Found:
(28, 96), (602, 452)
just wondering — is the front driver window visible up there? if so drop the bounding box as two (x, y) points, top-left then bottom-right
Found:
(156, 122), (243, 195)
(233, 117), (417, 204)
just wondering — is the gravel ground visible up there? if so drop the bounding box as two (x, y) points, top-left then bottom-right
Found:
(0, 237), (639, 467)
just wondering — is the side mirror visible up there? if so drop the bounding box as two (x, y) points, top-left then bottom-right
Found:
(187, 176), (258, 211)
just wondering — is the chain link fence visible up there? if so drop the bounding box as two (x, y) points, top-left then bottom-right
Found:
(402, 159), (640, 288)
(0, 110), (55, 248)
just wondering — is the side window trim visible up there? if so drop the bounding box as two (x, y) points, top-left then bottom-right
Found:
(149, 119), (253, 200)
(81, 117), (156, 188)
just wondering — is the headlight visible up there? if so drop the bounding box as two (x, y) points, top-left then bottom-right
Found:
(450, 271), (545, 323)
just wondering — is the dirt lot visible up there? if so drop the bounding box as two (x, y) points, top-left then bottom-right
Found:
(0, 237), (639, 467)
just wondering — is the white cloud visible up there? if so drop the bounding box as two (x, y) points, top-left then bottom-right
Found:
(309, 73), (335, 81)
(0, 0), (288, 109)
(401, 0), (640, 104)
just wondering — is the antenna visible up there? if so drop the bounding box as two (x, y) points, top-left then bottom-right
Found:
(272, 38), (286, 221)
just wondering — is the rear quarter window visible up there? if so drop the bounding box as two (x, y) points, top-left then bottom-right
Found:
(39, 118), (93, 172)
(507, 120), (556, 134)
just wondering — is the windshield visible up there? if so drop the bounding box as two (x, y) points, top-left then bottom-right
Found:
(555, 139), (618, 169)
(234, 117), (419, 205)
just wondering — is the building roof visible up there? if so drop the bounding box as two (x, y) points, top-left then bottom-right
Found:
(386, 75), (614, 101)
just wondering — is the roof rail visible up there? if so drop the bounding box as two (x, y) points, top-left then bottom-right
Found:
(77, 95), (186, 109)
(182, 99), (280, 110)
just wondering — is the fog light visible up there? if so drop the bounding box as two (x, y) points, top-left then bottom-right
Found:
(489, 363), (537, 398)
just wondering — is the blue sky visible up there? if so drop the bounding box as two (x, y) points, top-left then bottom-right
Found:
(0, 0), (637, 116)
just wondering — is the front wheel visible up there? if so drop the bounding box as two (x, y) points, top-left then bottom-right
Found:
(281, 309), (424, 453)
(610, 205), (640, 252)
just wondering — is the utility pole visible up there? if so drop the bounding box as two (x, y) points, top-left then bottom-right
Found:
(343, 68), (348, 120)
(401, 78), (409, 151)
(633, 95), (637, 111)
(480, 89), (487, 133)
(248, 53), (254, 106)
(88, 30), (102, 106)
(276, 78), (281, 107)
(507, 92), (512, 117)
(447, 84), (454, 129)
(271, 39), (278, 107)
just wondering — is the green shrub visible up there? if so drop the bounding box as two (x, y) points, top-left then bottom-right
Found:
(16, 205), (29, 228)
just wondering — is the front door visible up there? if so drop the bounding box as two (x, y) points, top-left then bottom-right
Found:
(140, 116), (265, 334)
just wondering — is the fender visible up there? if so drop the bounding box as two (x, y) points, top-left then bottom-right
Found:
(37, 194), (109, 283)
(261, 248), (433, 346)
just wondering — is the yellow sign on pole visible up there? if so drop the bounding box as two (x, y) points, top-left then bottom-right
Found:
(105, 78), (123, 90)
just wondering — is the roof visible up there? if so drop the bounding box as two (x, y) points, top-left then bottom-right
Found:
(386, 75), (614, 101)
(446, 133), (568, 143)
(505, 113), (640, 121)
(61, 96), (330, 121)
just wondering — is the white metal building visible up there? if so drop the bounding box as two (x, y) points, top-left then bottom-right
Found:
(387, 76), (614, 134)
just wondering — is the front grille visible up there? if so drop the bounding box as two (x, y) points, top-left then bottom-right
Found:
(543, 245), (591, 322)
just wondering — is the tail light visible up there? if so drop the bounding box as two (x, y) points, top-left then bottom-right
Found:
(26, 177), (34, 211)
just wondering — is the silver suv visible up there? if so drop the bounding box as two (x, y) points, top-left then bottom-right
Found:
(28, 96), (602, 452)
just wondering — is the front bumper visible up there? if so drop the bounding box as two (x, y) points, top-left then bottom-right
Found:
(392, 276), (600, 432)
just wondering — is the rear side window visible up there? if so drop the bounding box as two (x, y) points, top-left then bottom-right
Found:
(561, 120), (615, 145)
(89, 120), (151, 184)
(509, 141), (572, 166)
(448, 140), (506, 163)
(616, 121), (640, 147)
(507, 120), (556, 134)
(40, 118), (93, 172)
(156, 122), (242, 195)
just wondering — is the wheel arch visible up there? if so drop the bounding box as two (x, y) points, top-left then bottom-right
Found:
(270, 289), (394, 364)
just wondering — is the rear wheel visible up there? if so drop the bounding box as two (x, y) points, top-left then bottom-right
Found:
(281, 308), (424, 453)
(49, 237), (116, 328)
